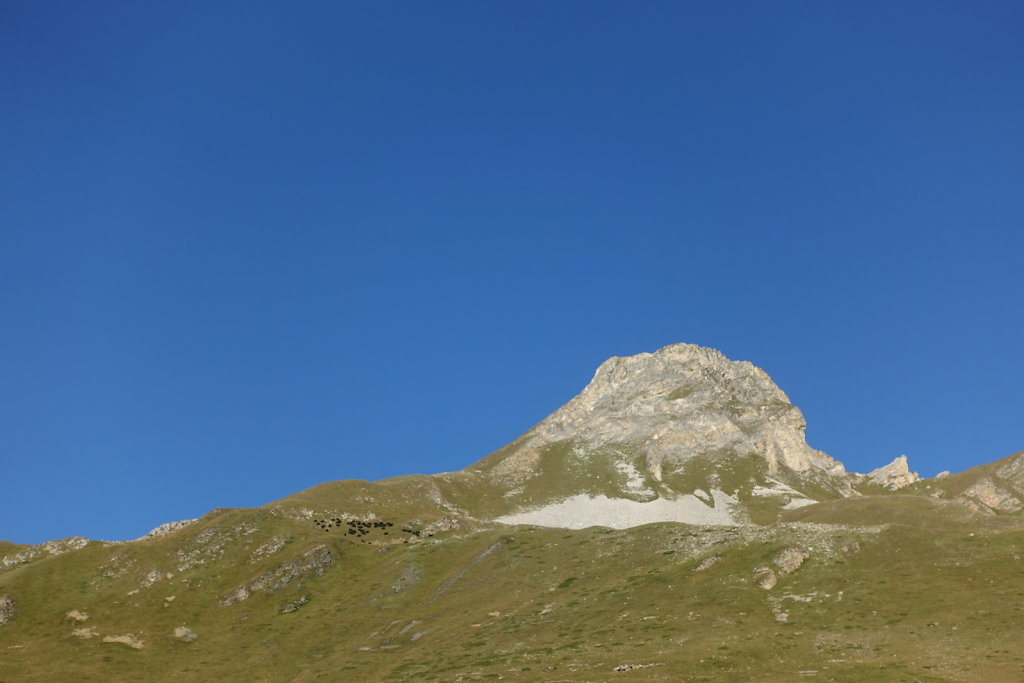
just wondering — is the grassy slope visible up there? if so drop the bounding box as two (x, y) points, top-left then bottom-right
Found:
(779, 496), (980, 529)
(4, 491), (1024, 682)
(903, 451), (1024, 501)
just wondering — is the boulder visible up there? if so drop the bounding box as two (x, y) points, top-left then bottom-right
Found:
(774, 547), (810, 574)
(754, 566), (777, 590)
(174, 626), (198, 642)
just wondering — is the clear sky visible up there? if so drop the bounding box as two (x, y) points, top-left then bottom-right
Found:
(2, 1), (1022, 545)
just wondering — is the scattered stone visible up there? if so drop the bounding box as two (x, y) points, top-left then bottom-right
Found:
(280, 595), (310, 614)
(173, 626), (198, 642)
(174, 523), (259, 572)
(995, 453), (1024, 481)
(693, 555), (720, 572)
(841, 540), (860, 555)
(140, 569), (166, 588)
(613, 662), (661, 672)
(0, 596), (15, 625)
(422, 516), (461, 535)
(251, 536), (288, 562)
(390, 566), (423, 593)
(163, 596), (176, 607)
(102, 634), (145, 649)
(39, 537), (90, 555)
(65, 610), (89, 622)
(221, 586), (251, 606)
(1, 538), (88, 570)
(220, 545), (332, 606)
(754, 566), (777, 590)
(768, 597), (788, 623)
(774, 547), (810, 574)
(1, 549), (40, 570)
(101, 552), (137, 579)
(72, 627), (98, 639)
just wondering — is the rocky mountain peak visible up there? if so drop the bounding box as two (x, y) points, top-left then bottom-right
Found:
(527, 342), (845, 479)
(477, 343), (855, 528)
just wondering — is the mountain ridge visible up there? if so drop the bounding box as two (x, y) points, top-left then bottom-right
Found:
(3, 342), (1023, 681)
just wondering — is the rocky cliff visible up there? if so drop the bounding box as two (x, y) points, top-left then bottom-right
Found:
(469, 343), (860, 528)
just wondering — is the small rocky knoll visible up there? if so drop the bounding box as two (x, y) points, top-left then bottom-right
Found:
(1, 537), (89, 571)
(860, 455), (920, 490)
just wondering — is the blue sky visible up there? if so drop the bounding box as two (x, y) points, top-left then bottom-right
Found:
(2, 1), (1022, 544)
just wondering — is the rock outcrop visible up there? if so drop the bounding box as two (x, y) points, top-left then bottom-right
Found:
(692, 555), (720, 572)
(219, 545), (332, 606)
(102, 634), (145, 649)
(754, 566), (778, 590)
(1, 537), (89, 570)
(960, 478), (1023, 514)
(0, 595), (14, 625)
(939, 452), (1024, 515)
(864, 455), (920, 490)
(173, 626), (198, 642)
(773, 547), (810, 574)
(139, 519), (198, 540)
(995, 453), (1024, 482)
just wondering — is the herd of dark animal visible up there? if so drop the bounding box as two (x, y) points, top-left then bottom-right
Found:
(311, 517), (434, 543)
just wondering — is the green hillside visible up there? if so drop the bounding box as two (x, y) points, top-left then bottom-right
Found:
(3, 484), (1024, 681)
(4, 345), (1022, 681)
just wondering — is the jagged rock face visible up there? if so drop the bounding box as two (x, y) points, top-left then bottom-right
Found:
(541, 344), (844, 474)
(486, 343), (847, 492)
(865, 455), (920, 490)
(961, 478), (1023, 514)
(480, 343), (856, 529)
